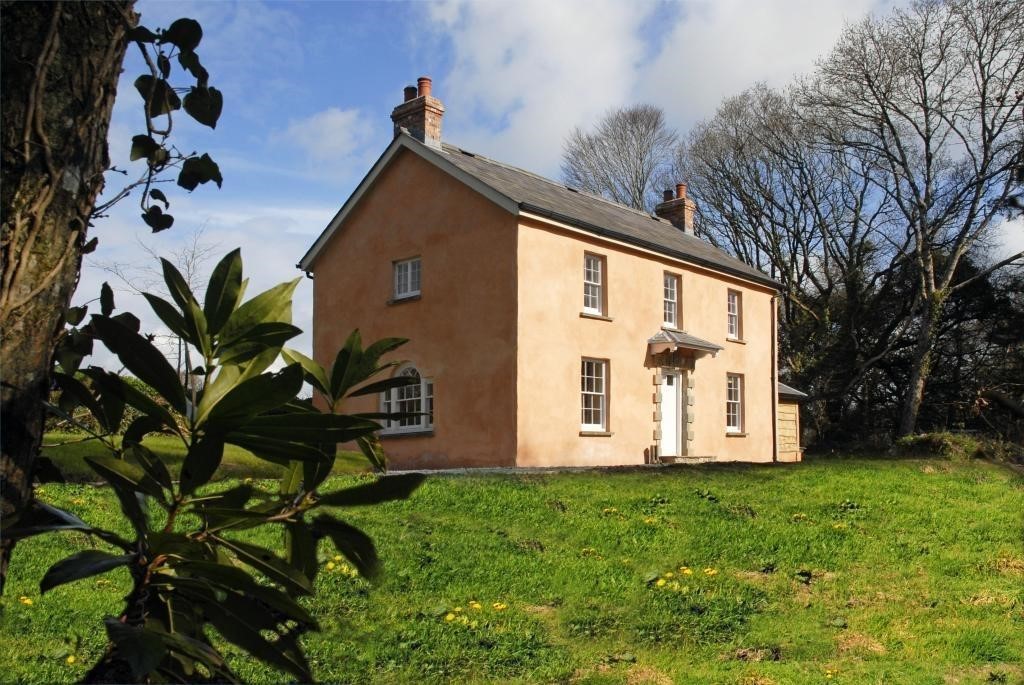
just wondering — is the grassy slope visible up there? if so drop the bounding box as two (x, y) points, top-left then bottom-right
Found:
(40, 432), (369, 480)
(1, 457), (1021, 684)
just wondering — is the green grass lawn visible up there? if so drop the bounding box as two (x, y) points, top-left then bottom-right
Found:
(2, 456), (1022, 684)
(40, 432), (370, 480)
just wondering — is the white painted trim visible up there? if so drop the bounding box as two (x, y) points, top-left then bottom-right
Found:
(297, 134), (518, 271)
(519, 211), (778, 294)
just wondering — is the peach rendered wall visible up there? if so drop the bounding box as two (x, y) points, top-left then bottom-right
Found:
(515, 218), (777, 467)
(309, 149), (518, 469)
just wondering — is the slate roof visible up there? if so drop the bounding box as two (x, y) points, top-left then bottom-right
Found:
(436, 142), (780, 289)
(777, 382), (809, 400)
(647, 329), (723, 354)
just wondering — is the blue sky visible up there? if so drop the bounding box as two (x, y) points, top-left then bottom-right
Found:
(79, 0), (1022, 366)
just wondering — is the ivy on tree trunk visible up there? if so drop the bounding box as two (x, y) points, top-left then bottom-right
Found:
(0, 0), (136, 592)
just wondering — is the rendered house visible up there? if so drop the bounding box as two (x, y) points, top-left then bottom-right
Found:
(299, 77), (804, 469)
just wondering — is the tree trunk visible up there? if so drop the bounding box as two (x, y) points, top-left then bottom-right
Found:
(0, 0), (135, 592)
(898, 293), (945, 437)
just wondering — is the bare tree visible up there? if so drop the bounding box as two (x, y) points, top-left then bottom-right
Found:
(561, 104), (678, 211)
(798, 0), (1024, 435)
(93, 224), (220, 375)
(681, 84), (917, 437)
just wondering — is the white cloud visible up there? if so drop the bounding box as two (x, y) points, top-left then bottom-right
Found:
(636, 0), (881, 131)
(425, 0), (660, 175)
(280, 107), (375, 166)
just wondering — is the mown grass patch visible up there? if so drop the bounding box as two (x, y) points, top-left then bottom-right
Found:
(40, 431), (369, 480)
(1, 456), (1021, 683)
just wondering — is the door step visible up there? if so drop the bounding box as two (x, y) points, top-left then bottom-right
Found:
(659, 455), (715, 465)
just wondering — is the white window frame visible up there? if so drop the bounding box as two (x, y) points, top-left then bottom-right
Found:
(581, 358), (608, 431)
(393, 257), (422, 300)
(663, 273), (680, 328)
(381, 366), (433, 434)
(726, 373), (743, 433)
(583, 253), (605, 315)
(727, 289), (742, 339)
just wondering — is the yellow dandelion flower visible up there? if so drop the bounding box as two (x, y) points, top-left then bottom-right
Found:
(664, 571), (674, 578)
(492, 602), (508, 611)
(334, 555), (343, 561)
(682, 567), (693, 575)
(72, 498), (85, 505)
(66, 655), (76, 665)
(19, 596), (33, 606)
(454, 606), (463, 613)
(326, 562), (336, 571)
(704, 568), (718, 576)
(656, 578), (667, 587)
(445, 613), (455, 622)
(469, 601), (482, 610)
(643, 516), (657, 524)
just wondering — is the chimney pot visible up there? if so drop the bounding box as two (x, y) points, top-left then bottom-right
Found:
(663, 189), (674, 202)
(403, 85), (417, 102)
(676, 183), (687, 200)
(417, 76), (432, 98)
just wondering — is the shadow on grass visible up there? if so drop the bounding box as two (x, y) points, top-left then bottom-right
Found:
(42, 432), (371, 482)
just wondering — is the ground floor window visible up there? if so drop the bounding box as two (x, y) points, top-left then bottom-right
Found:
(581, 358), (608, 431)
(381, 366), (433, 434)
(726, 373), (743, 433)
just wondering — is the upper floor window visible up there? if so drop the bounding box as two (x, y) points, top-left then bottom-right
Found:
(727, 289), (742, 339)
(394, 257), (421, 299)
(663, 273), (680, 328)
(726, 373), (743, 433)
(581, 358), (608, 431)
(583, 253), (605, 315)
(381, 366), (433, 434)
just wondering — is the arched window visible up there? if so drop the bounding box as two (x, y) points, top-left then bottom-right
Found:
(381, 366), (434, 434)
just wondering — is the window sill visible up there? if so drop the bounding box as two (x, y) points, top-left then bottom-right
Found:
(726, 337), (746, 344)
(387, 294), (421, 306)
(580, 312), (614, 322)
(381, 429), (434, 439)
(725, 432), (747, 438)
(580, 430), (614, 437)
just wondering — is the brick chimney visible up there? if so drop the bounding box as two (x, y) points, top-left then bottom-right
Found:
(655, 183), (696, 236)
(390, 76), (445, 149)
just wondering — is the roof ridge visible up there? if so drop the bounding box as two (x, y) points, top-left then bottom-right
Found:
(440, 142), (665, 223)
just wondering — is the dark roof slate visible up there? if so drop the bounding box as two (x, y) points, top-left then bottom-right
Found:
(777, 382), (809, 400)
(648, 329), (723, 353)
(436, 142), (779, 289)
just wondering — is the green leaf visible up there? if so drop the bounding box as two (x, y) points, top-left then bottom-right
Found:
(149, 188), (169, 208)
(317, 473), (426, 508)
(127, 25), (159, 43)
(285, 520), (319, 585)
(65, 305), (87, 326)
(104, 619), (167, 680)
(212, 537), (313, 596)
(125, 443), (173, 491)
(356, 434), (386, 472)
(130, 134), (160, 162)
(183, 86), (223, 129)
(203, 248), (242, 335)
(329, 330), (361, 400)
(89, 316), (187, 413)
(348, 374), (418, 398)
(204, 364), (303, 428)
(218, 279), (299, 347)
(100, 282), (115, 316)
(280, 462), (303, 497)
(160, 18), (203, 52)
(157, 53), (171, 79)
(239, 411), (380, 443)
(85, 453), (165, 500)
(281, 348), (330, 397)
(217, 323), (302, 366)
(224, 433), (331, 466)
(141, 205), (174, 232)
(3, 500), (130, 549)
(177, 50), (209, 86)
(82, 367), (179, 432)
(180, 433), (225, 495)
(312, 514), (378, 578)
(124, 416), (167, 445)
(40, 550), (133, 594)
(133, 75), (181, 117)
(177, 153), (222, 191)
(52, 372), (108, 433)
(142, 293), (191, 341)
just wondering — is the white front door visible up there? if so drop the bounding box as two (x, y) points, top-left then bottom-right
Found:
(660, 371), (680, 457)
